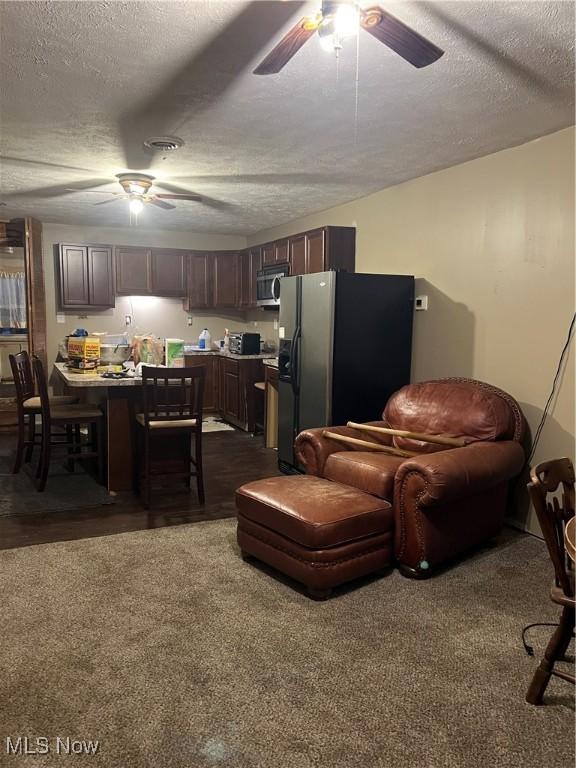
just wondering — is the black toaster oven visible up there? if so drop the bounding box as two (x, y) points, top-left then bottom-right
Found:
(229, 332), (261, 355)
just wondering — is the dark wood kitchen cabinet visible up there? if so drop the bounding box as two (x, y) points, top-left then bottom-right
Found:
(150, 249), (187, 297)
(116, 246), (187, 297)
(238, 247), (262, 308)
(185, 252), (212, 310)
(58, 243), (114, 310)
(184, 354), (217, 410)
(115, 246), (150, 295)
(287, 227), (350, 276)
(214, 355), (264, 431)
(212, 252), (239, 308)
(262, 239), (289, 266)
(289, 235), (307, 276)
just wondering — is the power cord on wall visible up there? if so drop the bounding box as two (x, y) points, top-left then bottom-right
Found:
(526, 312), (575, 465)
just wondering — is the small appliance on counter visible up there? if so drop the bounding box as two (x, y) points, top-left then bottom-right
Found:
(229, 331), (261, 355)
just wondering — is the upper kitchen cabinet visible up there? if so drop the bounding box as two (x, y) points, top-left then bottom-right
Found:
(288, 226), (355, 276)
(212, 251), (239, 308)
(262, 239), (289, 266)
(185, 251), (240, 310)
(116, 246), (187, 297)
(238, 247), (262, 308)
(115, 246), (150, 295)
(185, 252), (212, 310)
(150, 249), (187, 297)
(58, 243), (114, 310)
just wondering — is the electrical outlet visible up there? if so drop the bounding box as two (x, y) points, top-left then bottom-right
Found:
(125, 314), (132, 326)
(415, 296), (429, 311)
(187, 315), (193, 326)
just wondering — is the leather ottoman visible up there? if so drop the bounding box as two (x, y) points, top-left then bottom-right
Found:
(236, 475), (394, 599)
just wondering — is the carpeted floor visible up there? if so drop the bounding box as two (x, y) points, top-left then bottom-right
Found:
(0, 521), (573, 768)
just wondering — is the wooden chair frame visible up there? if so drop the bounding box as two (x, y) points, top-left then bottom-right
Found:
(138, 365), (206, 508)
(526, 457), (575, 705)
(32, 356), (104, 492)
(9, 350), (37, 473)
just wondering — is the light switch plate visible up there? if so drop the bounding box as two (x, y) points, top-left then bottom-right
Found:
(56, 313), (65, 324)
(415, 296), (428, 311)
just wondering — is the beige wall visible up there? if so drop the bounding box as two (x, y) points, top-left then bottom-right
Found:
(42, 224), (279, 364)
(249, 127), (575, 534)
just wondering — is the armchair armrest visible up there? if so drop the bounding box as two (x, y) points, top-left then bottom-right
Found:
(394, 440), (525, 509)
(295, 422), (393, 477)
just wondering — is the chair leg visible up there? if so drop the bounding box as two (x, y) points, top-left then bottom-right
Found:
(12, 412), (26, 474)
(25, 412), (36, 464)
(96, 418), (105, 487)
(36, 424), (51, 492)
(66, 425), (74, 472)
(143, 431), (151, 509)
(526, 606), (576, 705)
(195, 429), (205, 505)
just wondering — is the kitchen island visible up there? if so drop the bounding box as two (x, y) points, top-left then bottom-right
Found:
(54, 351), (271, 492)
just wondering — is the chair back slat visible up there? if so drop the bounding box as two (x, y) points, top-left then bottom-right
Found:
(31, 355), (52, 424)
(528, 457), (575, 597)
(9, 350), (35, 406)
(141, 366), (205, 425)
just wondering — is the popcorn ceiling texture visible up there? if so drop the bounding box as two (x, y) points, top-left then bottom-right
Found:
(0, 1), (574, 234)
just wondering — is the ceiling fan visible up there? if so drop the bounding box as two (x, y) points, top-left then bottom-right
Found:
(71, 173), (202, 214)
(254, 1), (444, 74)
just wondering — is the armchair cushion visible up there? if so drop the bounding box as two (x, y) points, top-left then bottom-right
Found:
(394, 440), (525, 509)
(385, 379), (525, 454)
(295, 422), (393, 477)
(324, 452), (403, 501)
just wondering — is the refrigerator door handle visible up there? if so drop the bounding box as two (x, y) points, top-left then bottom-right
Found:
(291, 325), (301, 395)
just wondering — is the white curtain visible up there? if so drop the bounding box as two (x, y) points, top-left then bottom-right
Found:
(0, 272), (26, 329)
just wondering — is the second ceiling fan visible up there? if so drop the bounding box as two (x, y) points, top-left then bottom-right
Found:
(254, 1), (444, 75)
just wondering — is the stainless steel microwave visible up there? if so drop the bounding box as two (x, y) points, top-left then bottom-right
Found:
(256, 263), (289, 308)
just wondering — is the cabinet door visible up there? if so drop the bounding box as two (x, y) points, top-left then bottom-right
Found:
(184, 355), (215, 410)
(115, 247), (151, 295)
(262, 244), (275, 266)
(213, 252), (239, 308)
(249, 248), (262, 306)
(275, 239), (289, 265)
(306, 229), (326, 274)
(238, 250), (251, 308)
(224, 371), (240, 420)
(150, 249), (187, 297)
(186, 253), (212, 309)
(289, 235), (306, 276)
(58, 244), (89, 307)
(88, 246), (114, 307)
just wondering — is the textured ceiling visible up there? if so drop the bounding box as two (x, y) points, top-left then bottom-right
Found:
(0, 1), (574, 234)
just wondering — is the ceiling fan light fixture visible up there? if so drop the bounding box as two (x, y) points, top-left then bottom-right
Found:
(129, 197), (144, 215)
(333, 4), (360, 38)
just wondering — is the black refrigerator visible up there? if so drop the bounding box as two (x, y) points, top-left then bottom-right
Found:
(277, 271), (414, 473)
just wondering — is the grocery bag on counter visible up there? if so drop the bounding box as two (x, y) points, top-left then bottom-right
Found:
(132, 335), (164, 366)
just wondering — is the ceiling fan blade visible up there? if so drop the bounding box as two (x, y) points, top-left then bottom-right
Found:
(93, 198), (122, 206)
(156, 193), (202, 202)
(360, 6), (444, 68)
(5, 179), (113, 199)
(253, 18), (317, 75)
(65, 188), (118, 195)
(149, 198), (176, 210)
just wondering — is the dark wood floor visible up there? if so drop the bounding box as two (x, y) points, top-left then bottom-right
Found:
(0, 429), (279, 551)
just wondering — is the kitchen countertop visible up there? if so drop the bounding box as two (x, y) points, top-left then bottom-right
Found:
(184, 350), (275, 361)
(262, 357), (278, 368)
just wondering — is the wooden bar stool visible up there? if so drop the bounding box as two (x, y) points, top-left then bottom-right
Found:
(135, 365), (206, 508)
(526, 458), (575, 705)
(9, 350), (77, 474)
(253, 381), (265, 435)
(32, 356), (105, 492)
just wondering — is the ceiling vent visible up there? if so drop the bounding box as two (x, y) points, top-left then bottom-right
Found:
(143, 136), (184, 152)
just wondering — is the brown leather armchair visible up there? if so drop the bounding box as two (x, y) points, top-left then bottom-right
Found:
(294, 378), (526, 577)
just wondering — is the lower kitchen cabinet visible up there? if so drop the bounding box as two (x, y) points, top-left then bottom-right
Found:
(184, 355), (217, 411)
(214, 356), (264, 432)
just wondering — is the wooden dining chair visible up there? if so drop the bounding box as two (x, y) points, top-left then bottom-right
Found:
(32, 356), (105, 492)
(526, 457), (575, 705)
(9, 350), (77, 474)
(135, 365), (206, 508)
